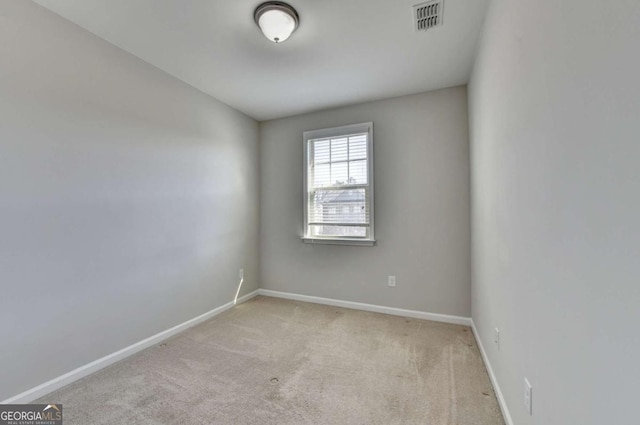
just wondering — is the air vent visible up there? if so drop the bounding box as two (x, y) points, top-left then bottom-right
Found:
(413, 0), (444, 31)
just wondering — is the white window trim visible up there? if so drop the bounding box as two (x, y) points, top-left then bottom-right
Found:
(302, 122), (375, 246)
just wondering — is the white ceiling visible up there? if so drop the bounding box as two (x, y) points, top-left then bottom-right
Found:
(33, 0), (489, 121)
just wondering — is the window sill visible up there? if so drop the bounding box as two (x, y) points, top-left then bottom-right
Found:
(301, 237), (376, 246)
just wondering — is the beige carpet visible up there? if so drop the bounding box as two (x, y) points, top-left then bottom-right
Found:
(38, 296), (504, 424)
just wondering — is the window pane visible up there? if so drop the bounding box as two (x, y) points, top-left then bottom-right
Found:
(331, 162), (348, 185)
(331, 137), (348, 162)
(313, 163), (331, 187)
(313, 139), (330, 164)
(308, 188), (368, 224)
(349, 135), (367, 160)
(348, 159), (368, 184)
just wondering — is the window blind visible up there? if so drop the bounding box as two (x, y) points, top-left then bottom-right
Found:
(306, 132), (371, 239)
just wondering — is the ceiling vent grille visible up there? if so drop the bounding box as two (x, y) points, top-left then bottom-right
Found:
(413, 0), (444, 31)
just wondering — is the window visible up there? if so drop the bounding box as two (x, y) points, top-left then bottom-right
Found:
(302, 122), (374, 246)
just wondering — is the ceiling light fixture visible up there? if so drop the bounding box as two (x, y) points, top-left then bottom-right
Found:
(254, 2), (299, 44)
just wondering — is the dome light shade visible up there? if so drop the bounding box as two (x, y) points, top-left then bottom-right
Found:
(254, 2), (299, 43)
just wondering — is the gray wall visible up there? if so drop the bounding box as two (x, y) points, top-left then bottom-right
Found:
(0, 2), (259, 401)
(260, 87), (471, 316)
(469, 0), (640, 424)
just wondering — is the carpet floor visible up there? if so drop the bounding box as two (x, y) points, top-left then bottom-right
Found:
(38, 296), (505, 424)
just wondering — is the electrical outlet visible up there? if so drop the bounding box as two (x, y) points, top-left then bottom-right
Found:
(494, 328), (500, 351)
(239, 268), (244, 280)
(524, 378), (532, 415)
(388, 276), (396, 287)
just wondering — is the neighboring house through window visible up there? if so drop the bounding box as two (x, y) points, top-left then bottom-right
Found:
(302, 122), (375, 246)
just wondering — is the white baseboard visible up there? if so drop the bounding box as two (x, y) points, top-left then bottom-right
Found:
(1, 290), (259, 404)
(471, 320), (514, 425)
(258, 289), (472, 326)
